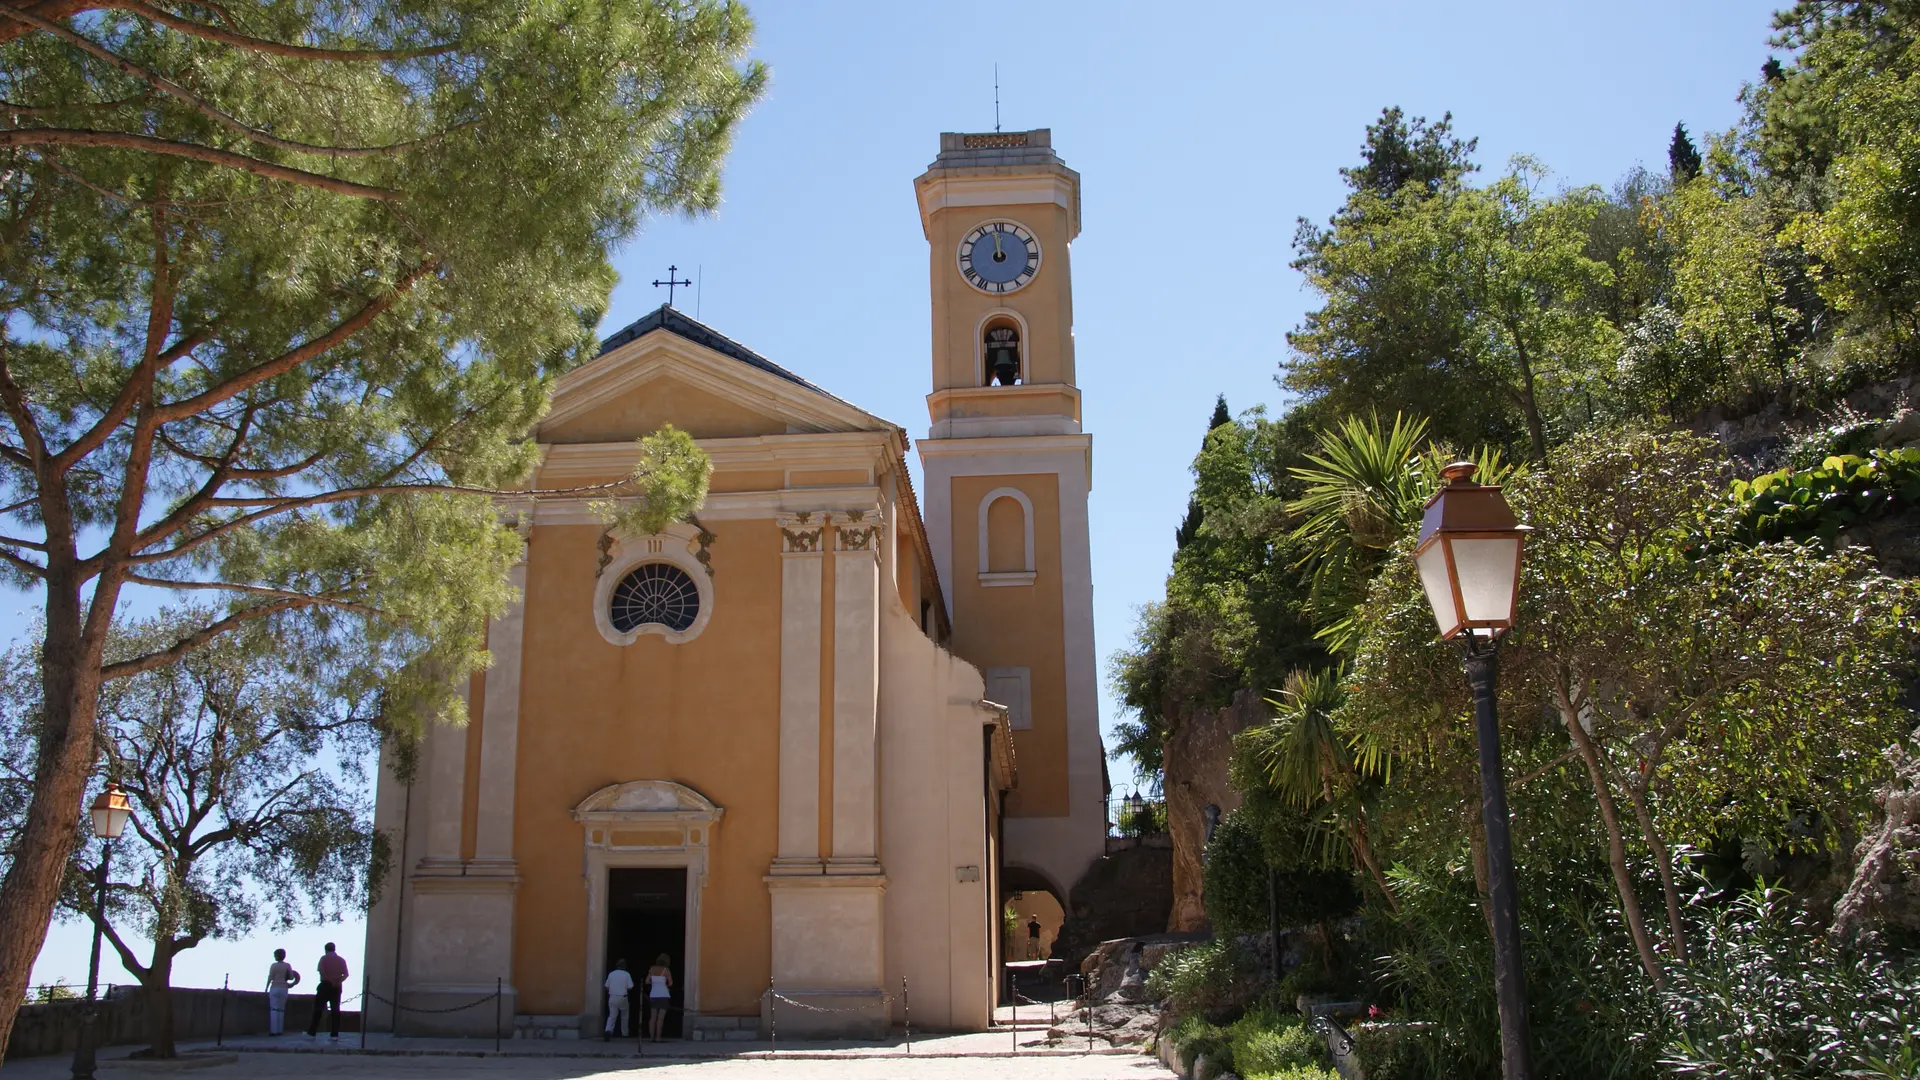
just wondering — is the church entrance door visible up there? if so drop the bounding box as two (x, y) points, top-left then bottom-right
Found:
(605, 867), (687, 1038)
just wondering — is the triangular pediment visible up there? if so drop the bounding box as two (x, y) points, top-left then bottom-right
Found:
(540, 308), (892, 444)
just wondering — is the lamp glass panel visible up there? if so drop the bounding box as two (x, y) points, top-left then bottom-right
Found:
(1450, 537), (1522, 625)
(1413, 542), (1460, 636)
(90, 803), (128, 839)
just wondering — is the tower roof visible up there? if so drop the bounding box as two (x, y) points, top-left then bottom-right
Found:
(914, 129), (1080, 241)
(926, 129), (1065, 171)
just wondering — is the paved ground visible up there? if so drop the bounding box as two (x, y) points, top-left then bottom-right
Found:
(4, 1031), (1174, 1079)
(4, 1048), (1175, 1079)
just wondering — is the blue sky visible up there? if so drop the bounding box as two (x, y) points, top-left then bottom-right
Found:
(30, 0), (1780, 991)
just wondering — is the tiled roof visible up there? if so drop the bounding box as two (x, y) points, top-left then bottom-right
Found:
(595, 305), (842, 400)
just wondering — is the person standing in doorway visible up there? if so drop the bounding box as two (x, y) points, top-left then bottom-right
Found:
(307, 942), (348, 1040)
(645, 954), (673, 1043)
(1027, 916), (1043, 959)
(603, 959), (634, 1041)
(265, 949), (300, 1035)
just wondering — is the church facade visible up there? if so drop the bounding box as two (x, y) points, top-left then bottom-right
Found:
(364, 129), (1105, 1039)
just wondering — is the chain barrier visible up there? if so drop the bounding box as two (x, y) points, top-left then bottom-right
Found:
(362, 987), (501, 1015)
(767, 990), (901, 1014)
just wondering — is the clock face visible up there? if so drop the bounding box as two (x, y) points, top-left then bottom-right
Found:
(958, 221), (1040, 294)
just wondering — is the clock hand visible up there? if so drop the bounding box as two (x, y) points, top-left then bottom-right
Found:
(992, 231), (1004, 258)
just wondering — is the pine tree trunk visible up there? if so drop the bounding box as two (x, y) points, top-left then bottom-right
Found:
(1557, 683), (1667, 988)
(0, 585), (107, 1056)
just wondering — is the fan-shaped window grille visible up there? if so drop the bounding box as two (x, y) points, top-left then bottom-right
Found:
(609, 563), (700, 634)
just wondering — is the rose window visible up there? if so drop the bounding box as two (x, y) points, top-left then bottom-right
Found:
(609, 563), (700, 634)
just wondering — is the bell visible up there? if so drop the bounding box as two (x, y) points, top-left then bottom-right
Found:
(989, 345), (1019, 385)
(985, 325), (1021, 386)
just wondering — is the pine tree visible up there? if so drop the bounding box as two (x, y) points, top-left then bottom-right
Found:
(1669, 122), (1704, 184)
(1340, 107), (1478, 198)
(1175, 396), (1231, 549)
(0, 0), (759, 1051)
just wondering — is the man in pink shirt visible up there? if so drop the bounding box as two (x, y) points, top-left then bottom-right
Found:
(307, 942), (349, 1039)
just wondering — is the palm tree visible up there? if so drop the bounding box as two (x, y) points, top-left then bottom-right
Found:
(1242, 668), (1398, 911)
(1289, 412), (1510, 653)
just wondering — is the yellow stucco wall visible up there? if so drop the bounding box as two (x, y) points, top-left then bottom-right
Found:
(926, 203), (1077, 393)
(508, 518), (783, 1016)
(947, 474), (1068, 817)
(540, 374), (790, 444)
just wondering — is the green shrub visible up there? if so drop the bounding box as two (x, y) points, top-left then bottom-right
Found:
(1227, 1004), (1325, 1076)
(1347, 1022), (1430, 1080)
(1359, 854), (1662, 1079)
(1729, 447), (1920, 546)
(1256, 1068), (1339, 1080)
(1273, 952), (1339, 1001)
(1148, 940), (1256, 1020)
(1205, 807), (1365, 939)
(1169, 1014), (1231, 1075)
(1203, 810), (1272, 936)
(1648, 886), (1920, 1079)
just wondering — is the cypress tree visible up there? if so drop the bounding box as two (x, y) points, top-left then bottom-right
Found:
(1669, 122), (1704, 184)
(1175, 396), (1232, 549)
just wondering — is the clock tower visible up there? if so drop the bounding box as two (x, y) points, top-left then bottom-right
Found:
(915, 130), (1106, 907)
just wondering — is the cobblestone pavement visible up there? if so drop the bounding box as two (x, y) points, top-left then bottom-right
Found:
(2, 1048), (1176, 1079)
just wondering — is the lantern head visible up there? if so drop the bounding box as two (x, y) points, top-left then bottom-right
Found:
(1412, 462), (1531, 641)
(89, 783), (132, 841)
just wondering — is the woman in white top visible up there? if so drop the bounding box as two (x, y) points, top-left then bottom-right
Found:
(264, 949), (300, 1035)
(645, 953), (673, 1043)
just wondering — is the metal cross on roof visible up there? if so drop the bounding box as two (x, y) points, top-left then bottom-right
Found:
(652, 265), (692, 307)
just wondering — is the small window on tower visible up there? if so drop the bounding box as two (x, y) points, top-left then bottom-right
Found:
(984, 321), (1022, 386)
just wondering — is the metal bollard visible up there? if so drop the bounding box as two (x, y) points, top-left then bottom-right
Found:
(902, 976), (911, 1055)
(494, 977), (502, 1053)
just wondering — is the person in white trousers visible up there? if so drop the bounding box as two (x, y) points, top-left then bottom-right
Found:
(603, 959), (635, 1041)
(264, 949), (300, 1035)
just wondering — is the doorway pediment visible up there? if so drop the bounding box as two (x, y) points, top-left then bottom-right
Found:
(574, 780), (723, 821)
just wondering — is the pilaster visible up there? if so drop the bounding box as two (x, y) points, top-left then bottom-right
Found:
(417, 692), (468, 872)
(772, 511), (826, 874)
(828, 509), (883, 874)
(473, 534), (528, 869)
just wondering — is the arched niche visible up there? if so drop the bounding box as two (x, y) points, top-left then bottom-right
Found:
(977, 486), (1037, 586)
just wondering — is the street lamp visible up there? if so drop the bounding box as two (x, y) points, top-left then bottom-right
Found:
(1121, 791), (1145, 837)
(72, 783), (132, 1080)
(1412, 462), (1534, 1080)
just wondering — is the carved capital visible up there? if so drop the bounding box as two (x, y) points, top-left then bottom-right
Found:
(776, 511), (826, 554)
(832, 508), (885, 554)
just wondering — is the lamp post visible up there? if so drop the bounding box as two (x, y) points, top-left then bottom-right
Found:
(72, 783), (132, 1080)
(1411, 462), (1534, 1080)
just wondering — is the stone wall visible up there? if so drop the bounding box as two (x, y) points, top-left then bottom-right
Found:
(1050, 842), (1173, 978)
(7, 987), (359, 1060)
(1164, 689), (1266, 931)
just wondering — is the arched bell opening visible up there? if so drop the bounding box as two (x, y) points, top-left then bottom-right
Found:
(982, 318), (1023, 386)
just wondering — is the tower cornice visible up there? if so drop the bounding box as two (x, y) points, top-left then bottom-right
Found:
(913, 130), (1081, 241)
